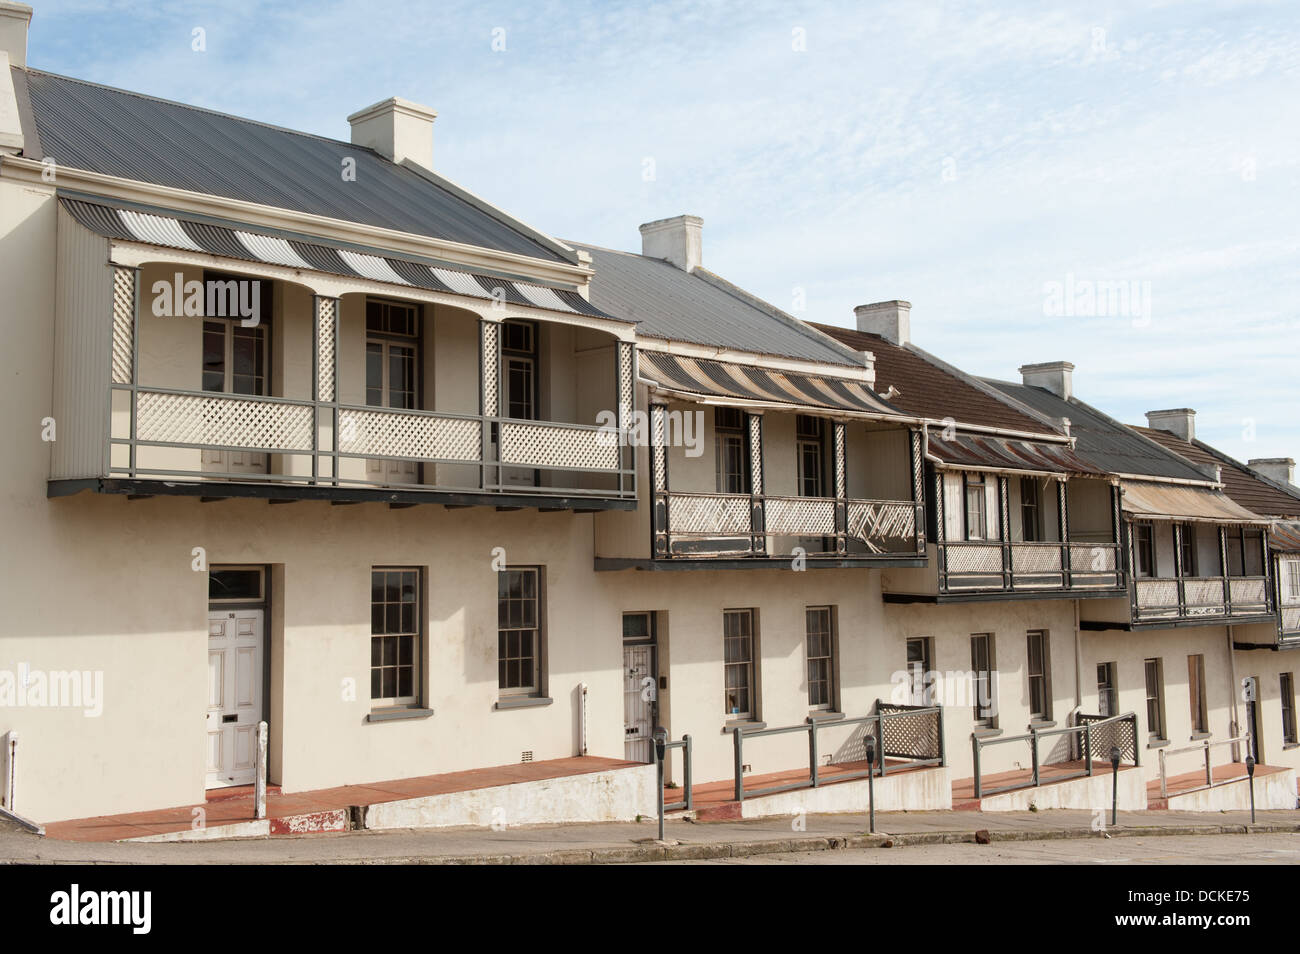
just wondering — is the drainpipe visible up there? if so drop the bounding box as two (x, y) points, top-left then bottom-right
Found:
(2, 730), (14, 810)
(578, 683), (589, 757)
(1073, 600), (1083, 710)
(1227, 626), (1240, 762)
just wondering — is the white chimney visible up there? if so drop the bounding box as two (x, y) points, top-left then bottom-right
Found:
(639, 215), (702, 272)
(1249, 457), (1295, 487)
(0, 2), (31, 69)
(1020, 361), (1075, 400)
(1145, 408), (1196, 442)
(347, 97), (437, 170)
(854, 300), (911, 347)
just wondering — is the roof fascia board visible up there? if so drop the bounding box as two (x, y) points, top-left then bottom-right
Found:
(929, 461), (1082, 482)
(1117, 473), (1220, 489)
(642, 381), (920, 426)
(932, 422), (1075, 444)
(0, 155), (593, 287)
(637, 336), (869, 381)
(107, 238), (637, 342)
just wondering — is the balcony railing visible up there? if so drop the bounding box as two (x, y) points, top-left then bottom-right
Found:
(655, 490), (921, 558)
(1281, 606), (1300, 644)
(939, 540), (1123, 594)
(1133, 575), (1271, 622)
(110, 385), (635, 498)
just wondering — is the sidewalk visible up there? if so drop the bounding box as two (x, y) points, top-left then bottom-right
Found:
(6, 808), (1299, 865)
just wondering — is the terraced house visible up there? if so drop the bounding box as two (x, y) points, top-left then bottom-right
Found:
(1, 3), (1297, 833)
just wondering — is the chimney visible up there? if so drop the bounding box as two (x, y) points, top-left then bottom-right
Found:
(1145, 408), (1196, 442)
(347, 97), (437, 170)
(1019, 361), (1074, 400)
(639, 215), (703, 272)
(0, 2), (31, 69)
(1249, 457), (1296, 487)
(854, 300), (911, 347)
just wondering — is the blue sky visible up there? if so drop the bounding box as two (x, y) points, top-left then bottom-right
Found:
(27, 0), (1300, 465)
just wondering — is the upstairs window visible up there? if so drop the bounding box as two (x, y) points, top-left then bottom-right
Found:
(1020, 478), (1043, 542)
(715, 408), (750, 495)
(796, 415), (827, 497)
(964, 474), (988, 541)
(1177, 524), (1197, 577)
(1134, 523), (1156, 578)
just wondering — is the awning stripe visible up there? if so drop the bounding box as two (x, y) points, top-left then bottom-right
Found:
(58, 197), (623, 323)
(1120, 481), (1271, 525)
(928, 431), (1103, 476)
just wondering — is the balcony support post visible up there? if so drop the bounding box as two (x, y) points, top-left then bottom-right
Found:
(748, 413), (765, 556)
(312, 295), (340, 486)
(1219, 526), (1232, 617)
(1126, 519), (1138, 619)
(1173, 523), (1187, 615)
(616, 341), (636, 498)
(479, 318), (501, 492)
(934, 469), (947, 592)
(998, 476), (1011, 591)
(1058, 478), (1071, 589)
(109, 265), (142, 478)
(1111, 483), (1124, 587)
(910, 430), (925, 554)
(650, 403), (670, 558)
(833, 421), (847, 556)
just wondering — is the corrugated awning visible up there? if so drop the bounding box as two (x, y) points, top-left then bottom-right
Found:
(1121, 481), (1271, 525)
(928, 431), (1102, 476)
(639, 350), (903, 417)
(59, 196), (619, 322)
(1271, 520), (1300, 553)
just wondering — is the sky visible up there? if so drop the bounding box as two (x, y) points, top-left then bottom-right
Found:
(25, 0), (1300, 465)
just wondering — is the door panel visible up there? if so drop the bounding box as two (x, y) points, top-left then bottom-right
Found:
(623, 644), (656, 763)
(206, 609), (263, 788)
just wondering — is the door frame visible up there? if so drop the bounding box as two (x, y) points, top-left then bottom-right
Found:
(622, 611), (660, 764)
(207, 564), (273, 789)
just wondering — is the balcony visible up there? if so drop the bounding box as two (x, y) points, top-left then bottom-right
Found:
(1133, 575), (1272, 623)
(939, 541), (1123, 593)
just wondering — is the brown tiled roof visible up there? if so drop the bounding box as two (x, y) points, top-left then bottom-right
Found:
(810, 323), (1055, 434)
(1134, 426), (1300, 520)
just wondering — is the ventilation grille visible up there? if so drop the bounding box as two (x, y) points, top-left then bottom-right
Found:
(520, 751), (533, 763)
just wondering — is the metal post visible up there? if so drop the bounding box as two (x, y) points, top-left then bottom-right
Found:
(972, 733), (982, 799)
(1110, 745), (1121, 827)
(682, 734), (693, 812)
(1084, 723), (1093, 776)
(878, 713), (888, 778)
(733, 728), (744, 803)
(2, 730), (15, 811)
(809, 720), (819, 788)
(254, 720), (268, 820)
(866, 735), (877, 833)
(1205, 740), (1212, 787)
(653, 727), (667, 842)
(1246, 755), (1257, 825)
(1159, 747), (1168, 799)
(1030, 725), (1040, 787)
(937, 705), (947, 766)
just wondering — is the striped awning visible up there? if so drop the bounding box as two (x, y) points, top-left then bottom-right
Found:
(59, 196), (618, 322)
(1121, 481), (1271, 525)
(638, 350), (903, 417)
(1270, 520), (1300, 553)
(928, 431), (1103, 476)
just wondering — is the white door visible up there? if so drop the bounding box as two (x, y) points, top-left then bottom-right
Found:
(206, 609), (263, 788)
(623, 644), (656, 763)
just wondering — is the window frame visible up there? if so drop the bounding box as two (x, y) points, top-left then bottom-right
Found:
(1026, 630), (1051, 721)
(1020, 478), (1042, 543)
(1177, 524), (1197, 578)
(906, 637), (933, 706)
(964, 474), (988, 541)
(370, 566), (424, 710)
(714, 408), (750, 495)
(1281, 673), (1297, 745)
(805, 606), (837, 712)
(1188, 653), (1208, 735)
(1134, 522), (1156, 578)
(497, 566), (546, 698)
(1096, 661), (1118, 718)
(796, 415), (827, 498)
(970, 633), (996, 728)
(1144, 657), (1166, 742)
(723, 608), (758, 721)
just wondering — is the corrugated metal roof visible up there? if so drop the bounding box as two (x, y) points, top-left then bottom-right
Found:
(25, 69), (568, 263)
(1120, 482), (1270, 525)
(62, 196), (616, 321)
(987, 380), (1210, 482)
(1134, 427), (1300, 520)
(574, 243), (861, 366)
(813, 323), (1057, 434)
(639, 351), (902, 417)
(927, 432), (1103, 476)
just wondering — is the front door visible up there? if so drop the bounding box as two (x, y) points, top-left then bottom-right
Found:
(623, 642), (657, 763)
(206, 609), (263, 788)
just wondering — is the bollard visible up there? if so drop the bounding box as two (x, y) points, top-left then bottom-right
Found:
(653, 727), (667, 842)
(254, 720), (268, 820)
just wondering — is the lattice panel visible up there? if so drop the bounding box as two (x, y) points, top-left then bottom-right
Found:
(667, 494), (750, 535)
(136, 391), (313, 451)
(1184, 578), (1226, 610)
(1229, 578), (1267, 606)
(933, 472), (945, 542)
(847, 500), (915, 551)
(481, 321), (499, 417)
(834, 422), (847, 499)
(1011, 545), (1061, 573)
(875, 704), (941, 761)
(1078, 714), (1137, 764)
(111, 267), (135, 384)
(315, 297), (337, 402)
(1057, 481), (1069, 540)
(650, 405), (667, 491)
(618, 342), (635, 428)
(499, 421), (618, 470)
(1135, 579), (1179, 608)
(943, 543), (1002, 574)
(1282, 607), (1300, 634)
(765, 497), (836, 535)
(910, 430), (922, 500)
(1070, 544), (1118, 572)
(748, 415), (763, 493)
(338, 408), (481, 461)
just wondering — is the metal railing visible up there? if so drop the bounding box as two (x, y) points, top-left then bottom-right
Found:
(971, 711), (1139, 799)
(730, 701), (944, 803)
(1157, 734), (1251, 799)
(1133, 576), (1271, 622)
(657, 734), (693, 813)
(940, 541), (1123, 594)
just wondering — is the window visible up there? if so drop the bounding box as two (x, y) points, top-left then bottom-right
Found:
(1287, 560), (1300, 601)
(501, 320), (538, 421)
(201, 270), (273, 396)
(970, 634), (996, 727)
(796, 416), (826, 497)
(1145, 658), (1166, 741)
(1281, 673), (1297, 745)
(208, 566), (265, 603)
(1134, 523), (1155, 578)
(1097, 662), (1117, 718)
(723, 609), (757, 720)
(964, 474), (987, 540)
(906, 637), (933, 705)
(498, 567), (543, 696)
(1020, 478), (1042, 542)
(622, 612), (654, 642)
(715, 408), (750, 494)
(805, 607), (836, 710)
(370, 568), (421, 707)
(365, 299), (419, 411)
(1026, 630), (1050, 721)
(1177, 524), (1197, 577)
(1188, 654), (1208, 734)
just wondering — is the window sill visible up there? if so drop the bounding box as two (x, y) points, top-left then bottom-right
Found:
(972, 727), (1002, 739)
(1147, 738), (1170, 749)
(808, 711), (845, 723)
(366, 707), (435, 723)
(494, 696), (553, 711)
(1283, 742), (1300, 751)
(723, 720), (766, 733)
(1189, 731), (1212, 741)
(1028, 719), (1056, 730)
